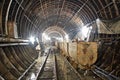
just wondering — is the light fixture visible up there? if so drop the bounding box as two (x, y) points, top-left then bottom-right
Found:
(82, 26), (89, 38)
(29, 36), (35, 44)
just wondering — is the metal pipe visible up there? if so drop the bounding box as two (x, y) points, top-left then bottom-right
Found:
(0, 43), (29, 47)
(0, 37), (29, 42)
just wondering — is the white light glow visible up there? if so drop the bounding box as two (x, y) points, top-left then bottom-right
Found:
(65, 34), (69, 42)
(81, 26), (93, 41)
(96, 18), (100, 23)
(82, 26), (89, 38)
(56, 37), (63, 42)
(42, 33), (46, 36)
(46, 36), (51, 40)
(29, 36), (35, 44)
(65, 35), (68, 39)
(42, 33), (51, 41)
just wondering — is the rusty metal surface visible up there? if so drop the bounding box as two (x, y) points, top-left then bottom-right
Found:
(58, 42), (98, 69)
(0, 43), (29, 47)
(0, 45), (38, 79)
(96, 40), (120, 78)
(56, 53), (81, 80)
(77, 42), (98, 69)
(18, 61), (36, 80)
(68, 42), (77, 61)
(1, 0), (120, 38)
(62, 42), (69, 56)
(3, 47), (24, 72)
(0, 38), (29, 42)
(37, 49), (58, 80)
(0, 48), (21, 79)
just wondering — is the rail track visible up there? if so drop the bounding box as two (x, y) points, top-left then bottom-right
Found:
(37, 49), (58, 80)
(18, 47), (120, 80)
(18, 48), (58, 80)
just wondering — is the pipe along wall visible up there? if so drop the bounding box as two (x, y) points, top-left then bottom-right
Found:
(0, 45), (38, 79)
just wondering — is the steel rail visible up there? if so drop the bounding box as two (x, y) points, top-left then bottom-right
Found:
(36, 49), (58, 80)
(35, 51), (50, 80)
(54, 54), (58, 80)
(18, 61), (36, 80)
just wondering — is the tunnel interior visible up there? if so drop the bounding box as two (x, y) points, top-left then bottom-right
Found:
(0, 0), (120, 79)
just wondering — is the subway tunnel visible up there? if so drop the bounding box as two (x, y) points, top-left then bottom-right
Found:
(0, 0), (120, 80)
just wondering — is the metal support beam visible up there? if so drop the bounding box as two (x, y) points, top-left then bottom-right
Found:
(5, 0), (12, 36)
(56, 0), (66, 26)
(15, 0), (41, 35)
(63, 0), (89, 29)
(0, 43), (29, 47)
(0, 37), (29, 42)
(96, 2), (113, 13)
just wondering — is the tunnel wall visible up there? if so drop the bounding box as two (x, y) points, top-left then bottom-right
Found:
(0, 45), (38, 79)
(96, 38), (120, 77)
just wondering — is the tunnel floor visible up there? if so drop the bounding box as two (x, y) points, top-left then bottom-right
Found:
(18, 47), (110, 80)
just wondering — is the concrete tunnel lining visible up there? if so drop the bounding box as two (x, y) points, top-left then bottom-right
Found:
(0, 0), (120, 79)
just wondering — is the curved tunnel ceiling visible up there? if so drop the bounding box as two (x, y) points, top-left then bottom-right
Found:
(44, 26), (66, 37)
(42, 26), (66, 41)
(1, 0), (120, 40)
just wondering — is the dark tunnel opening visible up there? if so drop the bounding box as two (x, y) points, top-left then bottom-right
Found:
(0, 0), (120, 80)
